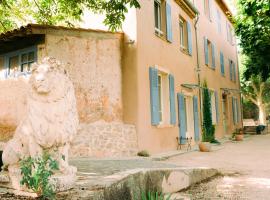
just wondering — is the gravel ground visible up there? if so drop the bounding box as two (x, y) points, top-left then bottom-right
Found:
(166, 134), (270, 200)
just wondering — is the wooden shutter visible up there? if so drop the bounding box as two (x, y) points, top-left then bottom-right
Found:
(187, 21), (192, 55)
(193, 96), (200, 141)
(211, 43), (216, 68)
(215, 91), (219, 123)
(166, 2), (173, 42)
(178, 93), (186, 144)
(149, 67), (160, 125)
(204, 37), (209, 65)
(169, 74), (176, 125)
(229, 60), (233, 80)
(220, 52), (224, 75)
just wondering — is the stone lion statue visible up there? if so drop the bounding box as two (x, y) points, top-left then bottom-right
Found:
(2, 57), (79, 190)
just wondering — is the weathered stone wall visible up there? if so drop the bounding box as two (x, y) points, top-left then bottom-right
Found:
(0, 78), (28, 141)
(41, 31), (123, 124)
(70, 121), (138, 157)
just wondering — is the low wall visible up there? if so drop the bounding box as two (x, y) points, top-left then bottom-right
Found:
(70, 121), (138, 157)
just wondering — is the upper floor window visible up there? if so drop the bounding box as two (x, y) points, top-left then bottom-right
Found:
(229, 59), (237, 82)
(226, 22), (234, 45)
(204, 37), (216, 68)
(204, 0), (211, 20)
(154, 0), (173, 42)
(154, 0), (162, 33)
(217, 9), (222, 33)
(179, 17), (188, 50)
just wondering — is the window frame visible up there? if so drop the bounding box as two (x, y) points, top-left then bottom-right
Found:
(2, 46), (37, 78)
(179, 16), (188, 51)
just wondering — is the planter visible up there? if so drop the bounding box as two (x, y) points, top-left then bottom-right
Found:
(235, 134), (243, 141)
(198, 142), (212, 152)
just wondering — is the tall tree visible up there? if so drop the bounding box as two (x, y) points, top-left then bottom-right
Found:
(234, 0), (270, 81)
(241, 75), (270, 125)
(0, 0), (140, 33)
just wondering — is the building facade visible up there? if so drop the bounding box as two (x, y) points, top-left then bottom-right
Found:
(122, 0), (242, 154)
(0, 0), (242, 156)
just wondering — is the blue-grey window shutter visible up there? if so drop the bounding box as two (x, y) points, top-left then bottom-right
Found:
(233, 62), (236, 81)
(215, 91), (219, 123)
(220, 51), (224, 75)
(232, 97), (235, 124)
(169, 74), (176, 125)
(204, 37), (209, 65)
(187, 21), (192, 55)
(193, 96), (200, 141)
(149, 67), (160, 125)
(229, 60), (233, 80)
(178, 93), (186, 144)
(166, 2), (172, 42)
(211, 43), (216, 68)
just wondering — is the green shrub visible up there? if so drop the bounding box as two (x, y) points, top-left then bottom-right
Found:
(202, 81), (216, 142)
(137, 150), (150, 157)
(134, 191), (171, 200)
(20, 152), (59, 200)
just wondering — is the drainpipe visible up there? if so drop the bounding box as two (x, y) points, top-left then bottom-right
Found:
(194, 14), (202, 125)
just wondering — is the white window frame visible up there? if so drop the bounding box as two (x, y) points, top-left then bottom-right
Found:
(154, 0), (163, 36)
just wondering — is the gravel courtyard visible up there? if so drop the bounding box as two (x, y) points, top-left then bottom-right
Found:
(165, 134), (270, 199)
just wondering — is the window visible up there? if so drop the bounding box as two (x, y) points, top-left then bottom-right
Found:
(3, 46), (37, 78)
(149, 66), (176, 126)
(204, 0), (211, 20)
(158, 74), (163, 121)
(154, 0), (162, 33)
(217, 10), (221, 33)
(211, 92), (217, 124)
(154, 0), (172, 42)
(204, 37), (215, 68)
(179, 17), (188, 50)
(184, 97), (188, 131)
(229, 59), (236, 82)
(226, 22), (234, 45)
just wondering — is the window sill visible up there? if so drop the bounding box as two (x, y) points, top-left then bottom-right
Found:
(154, 29), (170, 43)
(180, 47), (190, 56)
(156, 124), (175, 128)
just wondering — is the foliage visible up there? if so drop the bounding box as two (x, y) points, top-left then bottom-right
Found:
(0, 0), (141, 33)
(242, 98), (258, 120)
(137, 150), (150, 157)
(20, 152), (59, 200)
(234, 0), (270, 80)
(202, 81), (215, 142)
(134, 191), (171, 200)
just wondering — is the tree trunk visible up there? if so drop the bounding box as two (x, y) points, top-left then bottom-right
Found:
(257, 101), (266, 125)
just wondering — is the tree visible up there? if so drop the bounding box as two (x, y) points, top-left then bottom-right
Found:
(0, 0), (140, 33)
(234, 0), (270, 81)
(241, 75), (270, 125)
(202, 81), (215, 142)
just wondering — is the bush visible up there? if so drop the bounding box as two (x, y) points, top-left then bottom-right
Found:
(20, 152), (59, 200)
(137, 150), (150, 157)
(202, 81), (216, 142)
(134, 191), (171, 200)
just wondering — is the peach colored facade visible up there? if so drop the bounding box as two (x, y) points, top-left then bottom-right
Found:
(122, 0), (242, 154)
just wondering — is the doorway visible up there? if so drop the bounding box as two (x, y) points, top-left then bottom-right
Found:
(222, 93), (228, 135)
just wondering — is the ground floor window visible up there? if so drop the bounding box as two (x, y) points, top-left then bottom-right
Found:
(2, 46), (37, 78)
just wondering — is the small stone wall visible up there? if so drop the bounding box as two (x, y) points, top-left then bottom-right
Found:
(70, 121), (138, 158)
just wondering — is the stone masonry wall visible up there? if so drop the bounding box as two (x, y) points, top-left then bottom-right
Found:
(70, 121), (138, 157)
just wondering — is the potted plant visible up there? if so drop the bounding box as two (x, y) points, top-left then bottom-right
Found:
(198, 81), (216, 152)
(233, 128), (244, 141)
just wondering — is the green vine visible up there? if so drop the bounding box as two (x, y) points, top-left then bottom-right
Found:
(20, 152), (59, 200)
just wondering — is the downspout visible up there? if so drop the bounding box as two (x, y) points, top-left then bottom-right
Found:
(194, 14), (202, 125)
